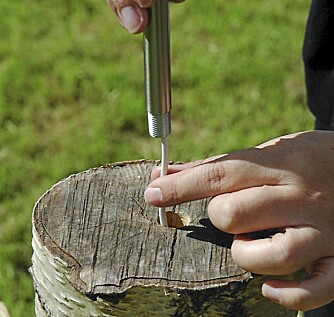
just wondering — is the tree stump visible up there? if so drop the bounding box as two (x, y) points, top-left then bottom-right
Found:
(30, 160), (298, 316)
(0, 302), (11, 317)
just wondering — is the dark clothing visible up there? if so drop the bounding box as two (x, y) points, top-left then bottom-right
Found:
(303, 0), (334, 131)
(305, 304), (334, 317)
(303, 1), (334, 315)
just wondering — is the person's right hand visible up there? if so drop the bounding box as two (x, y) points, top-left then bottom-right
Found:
(144, 131), (334, 311)
(107, 0), (185, 34)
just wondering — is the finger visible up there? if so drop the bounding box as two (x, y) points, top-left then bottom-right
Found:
(109, 0), (184, 10)
(150, 165), (186, 181)
(150, 155), (229, 180)
(108, 0), (148, 34)
(231, 226), (324, 275)
(138, 0), (185, 7)
(150, 160), (204, 180)
(137, 0), (154, 7)
(108, 0), (184, 34)
(262, 257), (334, 311)
(208, 185), (305, 234)
(145, 147), (283, 206)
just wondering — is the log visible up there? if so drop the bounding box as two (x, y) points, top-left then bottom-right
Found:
(30, 160), (298, 316)
(0, 302), (11, 317)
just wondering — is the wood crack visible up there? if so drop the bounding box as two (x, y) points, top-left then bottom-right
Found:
(167, 229), (177, 273)
(31, 160), (298, 316)
(40, 218), (82, 269)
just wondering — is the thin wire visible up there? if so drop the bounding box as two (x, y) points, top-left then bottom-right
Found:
(158, 136), (169, 226)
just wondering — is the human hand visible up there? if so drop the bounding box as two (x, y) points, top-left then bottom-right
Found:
(107, 0), (185, 34)
(144, 131), (334, 311)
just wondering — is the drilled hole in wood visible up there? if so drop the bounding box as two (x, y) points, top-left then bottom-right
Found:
(158, 211), (190, 228)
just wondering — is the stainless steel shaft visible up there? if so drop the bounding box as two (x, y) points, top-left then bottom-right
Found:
(144, 0), (171, 138)
(144, 0), (171, 226)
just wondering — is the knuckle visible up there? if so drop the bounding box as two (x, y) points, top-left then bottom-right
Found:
(288, 295), (303, 310)
(273, 244), (301, 273)
(281, 295), (306, 310)
(165, 178), (183, 205)
(221, 205), (241, 233)
(208, 197), (242, 233)
(202, 162), (226, 194)
(171, 186), (181, 205)
(284, 292), (309, 311)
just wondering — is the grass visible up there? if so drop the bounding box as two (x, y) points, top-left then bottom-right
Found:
(0, 0), (313, 316)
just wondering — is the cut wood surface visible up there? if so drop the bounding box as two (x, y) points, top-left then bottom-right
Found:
(31, 160), (298, 316)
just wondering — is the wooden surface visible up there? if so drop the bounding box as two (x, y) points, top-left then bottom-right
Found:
(31, 160), (298, 316)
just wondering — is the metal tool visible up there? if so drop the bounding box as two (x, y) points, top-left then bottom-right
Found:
(144, 0), (171, 226)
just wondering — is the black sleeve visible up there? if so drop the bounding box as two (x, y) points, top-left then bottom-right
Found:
(303, 0), (334, 130)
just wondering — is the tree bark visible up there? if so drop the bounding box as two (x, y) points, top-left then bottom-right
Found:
(0, 302), (11, 317)
(31, 160), (298, 316)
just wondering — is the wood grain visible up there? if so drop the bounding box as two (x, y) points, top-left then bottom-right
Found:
(31, 160), (298, 316)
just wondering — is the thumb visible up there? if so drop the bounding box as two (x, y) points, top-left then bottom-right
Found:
(262, 257), (334, 311)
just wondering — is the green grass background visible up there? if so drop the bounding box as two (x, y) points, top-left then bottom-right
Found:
(0, 0), (312, 316)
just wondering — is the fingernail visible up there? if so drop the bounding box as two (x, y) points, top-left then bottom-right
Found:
(144, 188), (162, 204)
(262, 284), (280, 302)
(119, 6), (143, 34)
